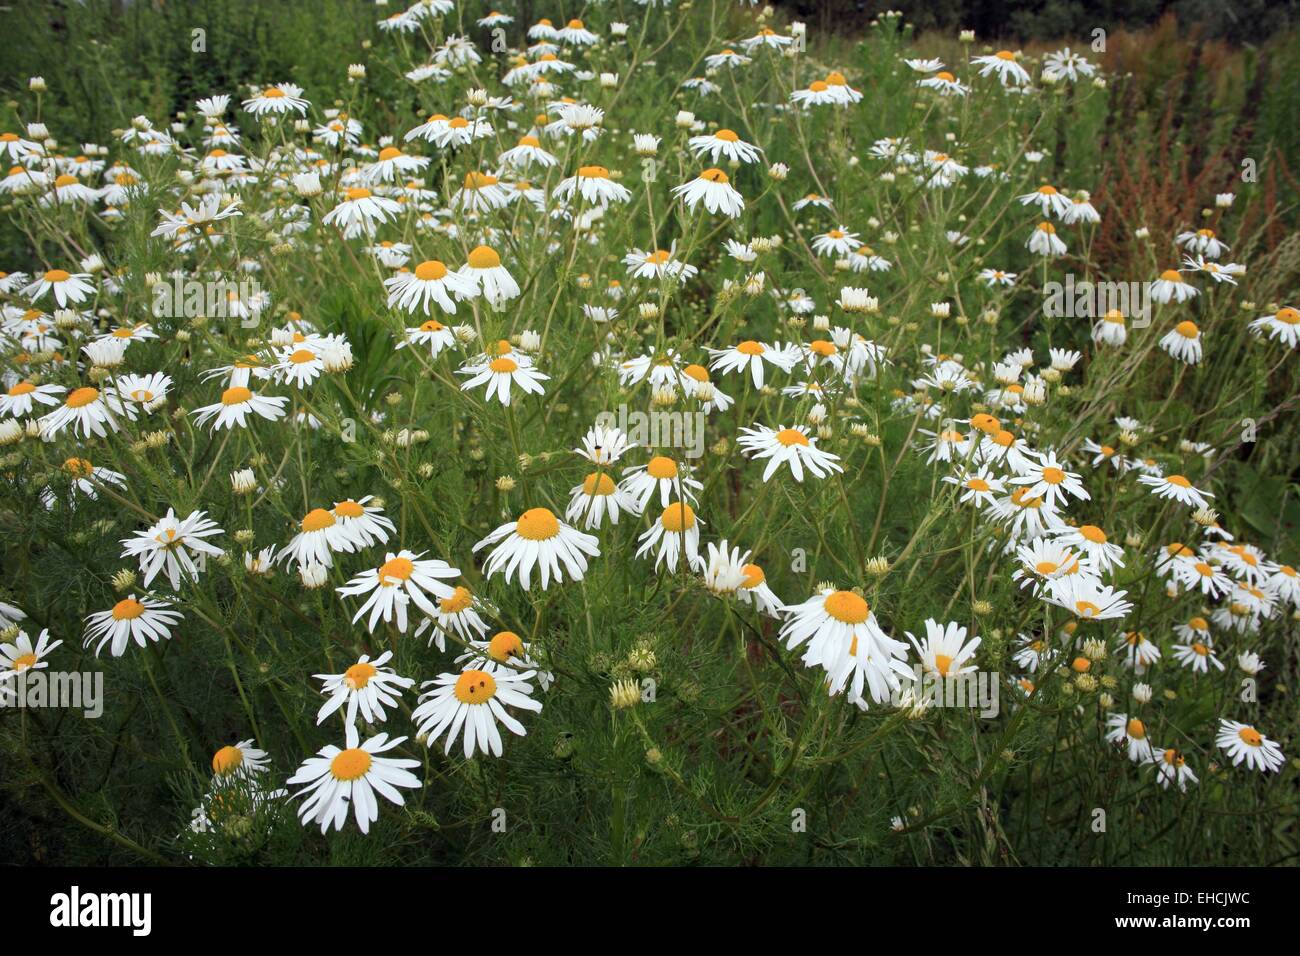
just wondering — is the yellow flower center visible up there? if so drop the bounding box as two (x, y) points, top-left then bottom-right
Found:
(1126, 718), (1146, 739)
(741, 563), (765, 588)
(1191, 642), (1209, 656)
(11, 652), (38, 671)
(488, 631), (524, 662)
(331, 748), (372, 781)
(221, 386), (252, 405)
(700, 167), (729, 183)
(966, 478), (990, 492)
(776, 428), (809, 447)
(454, 668), (498, 704)
(489, 357), (518, 374)
(464, 171), (498, 189)
(54, 174), (78, 188)
(1237, 727), (1262, 747)
(8, 381), (35, 396)
(301, 508), (336, 532)
(1160, 269), (1183, 282)
(808, 80), (829, 92)
(1175, 320), (1199, 338)
(1036, 561), (1059, 575)
(1166, 474), (1192, 488)
(660, 502), (696, 532)
(63, 457), (93, 477)
(212, 745), (244, 775)
(736, 340), (765, 355)
(646, 456), (679, 479)
(345, 187), (371, 201)
(263, 87), (286, 99)
(1080, 524), (1107, 543)
(583, 472), (616, 495)
(379, 556), (414, 583)
(112, 598), (146, 620)
(435, 586), (471, 614)
(995, 50), (1016, 60)
(414, 260), (448, 281)
(1041, 466), (1065, 484)
(934, 653), (954, 676)
(714, 128), (740, 142)
(378, 146), (402, 162)
(467, 246), (501, 269)
(1276, 307), (1299, 325)
(823, 590), (869, 624)
(334, 500), (365, 519)
(345, 661), (378, 689)
(44, 269), (71, 282)
(577, 164), (609, 179)
(516, 507), (560, 540)
(66, 386), (99, 408)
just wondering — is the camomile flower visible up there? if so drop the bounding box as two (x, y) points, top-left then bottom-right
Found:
(1105, 713), (1155, 763)
(279, 506), (363, 568)
(1150, 269), (1198, 304)
(83, 594), (183, 657)
(672, 168), (744, 218)
(907, 619), (981, 678)
(1010, 449), (1090, 508)
(191, 385), (288, 431)
(971, 50), (1031, 86)
(273, 344), (327, 388)
(451, 170), (510, 212)
(1215, 719), (1285, 773)
(1158, 320), (1204, 364)
(1171, 638), (1224, 673)
(789, 79), (841, 107)
(337, 550), (459, 634)
(412, 664), (543, 759)
(1018, 184), (1073, 218)
(555, 165), (632, 205)
(1093, 309), (1128, 346)
(115, 371), (171, 409)
(478, 10), (514, 28)
(781, 588), (913, 709)
(619, 456), (702, 512)
(707, 339), (797, 388)
(700, 539), (750, 596)
(23, 269), (95, 307)
(457, 351), (548, 406)
(810, 226), (863, 258)
(1248, 306), (1300, 347)
(1265, 563), (1300, 608)
(45, 456), (127, 504)
(736, 560), (785, 617)
(737, 424), (843, 483)
(575, 424), (635, 466)
(120, 508), (224, 589)
(705, 48), (752, 69)
(454, 631), (552, 692)
(242, 83), (309, 116)
(792, 192), (834, 212)
(1050, 524), (1125, 574)
(1172, 556), (1231, 599)
(414, 585), (492, 651)
(1011, 539), (1087, 593)
(315, 651), (414, 727)
(1182, 255), (1244, 285)
(688, 128), (762, 164)
(210, 739), (270, 781)
(1045, 576), (1132, 621)
(0, 628), (61, 681)
(918, 70), (970, 95)
(636, 502), (703, 572)
(943, 466), (1006, 507)
(623, 245), (698, 281)
(287, 723), (421, 835)
(384, 259), (476, 315)
(459, 245), (520, 308)
(1011, 633), (1053, 673)
(557, 18), (598, 45)
(43, 173), (100, 206)
(38, 385), (133, 439)
(364, 145), (428, 184)
(321, 186), (402, 239)
(1026, 221), (1067, 257)
(1237, 650), (1266, 676)
(1137, 473), (1213, 510)
(498, 133), (558, 169)
(567, 471), (638, 529)
(1042, 48), (1096, 83)
(331, 497), (394, 549)
(474, 507), (600, 590)
(1176, 228), (1228, 259)
(398, 317), (457, 356)
(1147, 747), (1198, 792)
(0, 379), (63, 417)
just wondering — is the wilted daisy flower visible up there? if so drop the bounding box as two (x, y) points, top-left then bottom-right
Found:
(191, 385), (288, 431)
(1215, 719), (1285, 773)
(1026, 222), (1067, 257)
(475, 507), (600, 590)
(1150, 268), (1198, 304)
(287, 723), (421, 834)
(1093, 309), (1128, 346)
(315, 651), (414, 727)
(413, 585), (492, 651)
(737, 424), (843, 482)
(673, 168), (744, 218)
(121, 509), (224, 589)
(636, 502), (703, 572)
(907, 619), (980, 678)
(0, 628), (61, 680)
(83, 594), (182, 657)
(337, 551), (459, 634)
(412, 663), (543, 758)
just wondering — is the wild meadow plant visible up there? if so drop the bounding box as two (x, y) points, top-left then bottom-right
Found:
(0, 2), (1297, 866)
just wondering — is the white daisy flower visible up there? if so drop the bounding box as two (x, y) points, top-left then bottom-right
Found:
(315, 651), (414, 727)
(1215, 719), (1285, 773)
(336, 550), (459, 634)
(737, 424), (843, 482)
(287, 723), (421, 834)
(83, 594), (183, 657)
(412, 664), (543, 759)
(474, 507), (600, 590)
